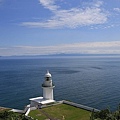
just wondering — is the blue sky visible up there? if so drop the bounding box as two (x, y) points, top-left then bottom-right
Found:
(0, 0), (120, 56)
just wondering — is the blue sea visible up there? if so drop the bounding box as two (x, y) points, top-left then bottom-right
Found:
(0, 56), (120, 111)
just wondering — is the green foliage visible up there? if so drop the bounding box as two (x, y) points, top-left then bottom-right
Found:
(90, 104), (120, 120)
(94, 109), (110, 119)
(0, 110), (31, 120)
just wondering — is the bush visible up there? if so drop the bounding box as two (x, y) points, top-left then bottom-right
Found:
(90, 105), (120, 120)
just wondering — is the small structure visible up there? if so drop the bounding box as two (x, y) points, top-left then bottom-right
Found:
(29, 71), (55, 108)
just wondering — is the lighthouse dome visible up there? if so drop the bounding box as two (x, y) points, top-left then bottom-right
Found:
(45, 71), (52, 78)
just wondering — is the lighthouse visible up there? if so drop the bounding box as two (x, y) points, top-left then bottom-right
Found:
(42, 71), (55, 100)
(29, 71), (55, 108)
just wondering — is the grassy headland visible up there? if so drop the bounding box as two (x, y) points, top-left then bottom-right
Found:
(29, 103), (91, 120)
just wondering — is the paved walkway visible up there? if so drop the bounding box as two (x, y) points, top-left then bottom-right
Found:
(11, 109), (25, 113)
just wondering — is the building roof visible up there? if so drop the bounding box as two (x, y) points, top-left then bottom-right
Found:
(29, 97), (55, 105)
(45, 71), (52, 78)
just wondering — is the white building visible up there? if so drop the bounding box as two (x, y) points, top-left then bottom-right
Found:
(29, 71), (55, 108)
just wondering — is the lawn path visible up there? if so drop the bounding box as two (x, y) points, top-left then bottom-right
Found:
(39, 109), (59, 120)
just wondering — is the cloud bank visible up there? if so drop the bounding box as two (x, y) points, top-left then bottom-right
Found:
(1, 41), (120, 56)
(21, 0), (108, 28)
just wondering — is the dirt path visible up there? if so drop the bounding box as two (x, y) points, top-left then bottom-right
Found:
(39, 109), (60, 120)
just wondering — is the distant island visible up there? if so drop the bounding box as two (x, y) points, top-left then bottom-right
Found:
(1, 53), (120, 58)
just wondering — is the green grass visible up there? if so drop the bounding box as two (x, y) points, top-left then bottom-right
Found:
(29, 104), (91, 120)
(29, 109), (47, 120)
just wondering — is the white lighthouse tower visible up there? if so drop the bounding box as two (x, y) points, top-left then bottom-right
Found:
(42, 71), (55, 100)
(29, 71), (55, 108)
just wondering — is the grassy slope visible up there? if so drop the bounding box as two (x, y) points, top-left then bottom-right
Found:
(29, 104), (91, 120)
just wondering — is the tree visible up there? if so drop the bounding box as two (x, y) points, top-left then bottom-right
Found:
(90, 104), (120, 120)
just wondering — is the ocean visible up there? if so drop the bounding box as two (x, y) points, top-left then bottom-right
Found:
(0, 56), (120, 111)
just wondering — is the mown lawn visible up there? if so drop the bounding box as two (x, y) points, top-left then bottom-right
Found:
(29, 104), (91, 120)
(28, 109), (47, 120)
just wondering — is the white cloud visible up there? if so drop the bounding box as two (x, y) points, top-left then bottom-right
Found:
(113, 8), (120, 13)
(21, 0), (108, 28)
(94, 1), (103, 7)
(1, 41), (120, 56)
(39, 0), (59, 11)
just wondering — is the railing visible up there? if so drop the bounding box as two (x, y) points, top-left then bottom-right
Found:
(42, 83), (55, 87)
(25, 108), (31, 116)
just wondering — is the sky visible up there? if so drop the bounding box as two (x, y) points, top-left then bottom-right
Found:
(0, 0), (120, 56)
